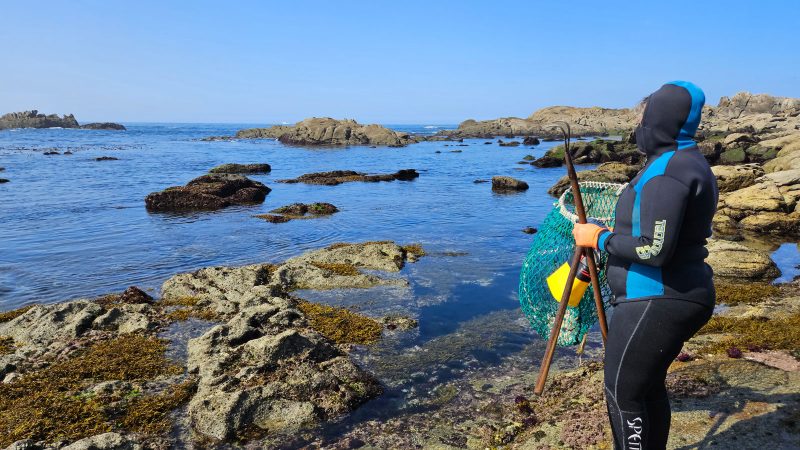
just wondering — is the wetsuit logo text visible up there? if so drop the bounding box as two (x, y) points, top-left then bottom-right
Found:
(626, 417), (643, 449)
(635, 219), (666, 260)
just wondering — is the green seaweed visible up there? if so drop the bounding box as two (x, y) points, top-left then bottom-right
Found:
(715, 282), (780, 305)
(310, 261), (361, 276)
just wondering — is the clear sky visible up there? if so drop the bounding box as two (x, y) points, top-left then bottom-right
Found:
(1, 1), (798, 124)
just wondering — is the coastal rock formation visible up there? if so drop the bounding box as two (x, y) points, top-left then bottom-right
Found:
(711, 164), (764, 193)
(234, 118), (417, 147)
(145, 174), (270, 212)
(0, 110), (79, 130)
(278, 169), (418, 186)
(491, 176), (529, 192)
(714, 169), (800, 236)
(0, 111), (124, 131)
(80, 122), (127, 131)
(548, 162), (639, 197)
(441, 106), (636, 139)
(187, 304), (381, 439)
(705, 239), (780, 280)
(209, 163), (271, 174)
(533, 139), (642, 168)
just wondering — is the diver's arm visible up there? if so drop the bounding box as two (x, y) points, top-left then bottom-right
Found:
(598, 176), (689, 267)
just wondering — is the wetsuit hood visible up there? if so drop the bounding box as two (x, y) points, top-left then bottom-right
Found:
(634, 81), (705, 156)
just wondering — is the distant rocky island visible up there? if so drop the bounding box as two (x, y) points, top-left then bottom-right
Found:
(204, 117), (417, 146)
(0, 110), (126, 130)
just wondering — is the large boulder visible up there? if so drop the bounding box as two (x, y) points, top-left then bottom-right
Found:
(705, 239), (780, 280)
(0, 110), (80, 130)
(233, 118), (416, 147)
(714, 169), (800, 236)
(145, 174), (270, 212)
(491, 176), (529, 192)
(711, 164), (764, 193)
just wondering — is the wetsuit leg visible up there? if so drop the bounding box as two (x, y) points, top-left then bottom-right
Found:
(604, 299), (712, 450)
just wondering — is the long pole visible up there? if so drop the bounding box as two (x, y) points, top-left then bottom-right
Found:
(533, 123), (609, 395)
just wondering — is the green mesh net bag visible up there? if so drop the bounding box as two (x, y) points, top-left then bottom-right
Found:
(519, 181), (625, 346)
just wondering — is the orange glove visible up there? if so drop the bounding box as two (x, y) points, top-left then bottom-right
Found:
(572, 223), (607, 249)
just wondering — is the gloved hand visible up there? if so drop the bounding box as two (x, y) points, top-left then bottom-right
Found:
(572, 219), (609, 249)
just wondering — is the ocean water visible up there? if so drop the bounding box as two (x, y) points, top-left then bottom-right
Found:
(0, 123), (571, 308)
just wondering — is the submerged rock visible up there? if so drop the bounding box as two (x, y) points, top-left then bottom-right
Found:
(209, 163), (271, 174)
(145, 174), (270, 212)
(80, 123), (126, 131)
(256, 202), (339, 223)
(95, 156), (118, 161)
(278, 169), (418, 186)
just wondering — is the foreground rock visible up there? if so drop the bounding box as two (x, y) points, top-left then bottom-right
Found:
(145, 174), (270, 212)
(187, 303), (381, 440)
(278, 169), (418, 186)
(491, 176), (529, 192)
(0, 111), (124, 131)
(209, 163), (271, 174)
(232, 118), (417, 147)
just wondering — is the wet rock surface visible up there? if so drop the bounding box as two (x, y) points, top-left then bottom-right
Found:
(491, 176), (529, 192)
(208, 163), (271, 174)
(278, 169), (418, 186)
(255, 202), (338, 223)
(145, 174), (270, 212)
(80, 123), (127, 131)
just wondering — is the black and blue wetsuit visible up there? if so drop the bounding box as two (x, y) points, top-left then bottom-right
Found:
(598, 81), (718, 450)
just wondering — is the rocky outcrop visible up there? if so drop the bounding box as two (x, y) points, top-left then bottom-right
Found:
(0, 110), (79, 130)
(548, 162), (640, 197)
(209, 163), (271, 174)
(491, 176), (529, 192)
(714, 169), (800, 236)
(145, 174), (270, 212)
(80, 123), (126, 131)
(441, 106), (636, 139)
(0, 111), (124, 131)
(711, 164), (764, 193)
(233, 118), (416, 147)
(533, 139), (642, 168)
(278, 169), (418, 186)
(705, 239), (780, 280)
(187, 304), (381, 439)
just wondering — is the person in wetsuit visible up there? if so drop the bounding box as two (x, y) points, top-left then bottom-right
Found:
(572, 81), (718, 450)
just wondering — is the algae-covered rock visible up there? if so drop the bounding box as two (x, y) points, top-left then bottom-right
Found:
(145, 174), (270, 212)
(491, 176), (529, 192)
(548, 161), (639, 197)
(209, 163), (271, 174)
(711, 164), (765, 193)
(278, 169), (418, 186)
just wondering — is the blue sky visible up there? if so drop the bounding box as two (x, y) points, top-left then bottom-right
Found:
(1, 1), (798, 124)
